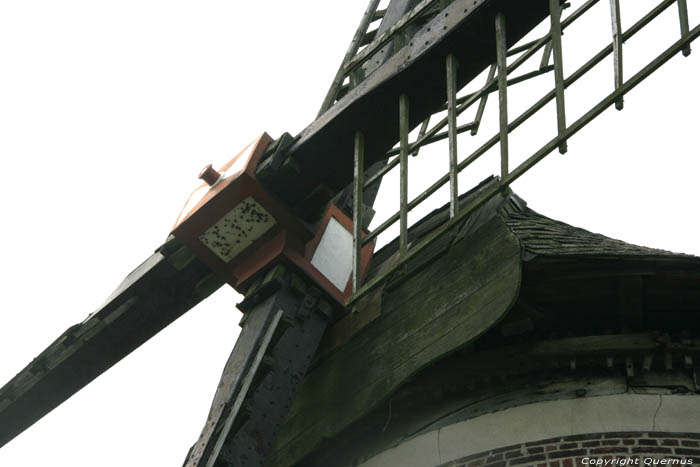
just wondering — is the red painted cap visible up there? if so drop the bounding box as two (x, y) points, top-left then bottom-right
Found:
(199, 164), (221, 186)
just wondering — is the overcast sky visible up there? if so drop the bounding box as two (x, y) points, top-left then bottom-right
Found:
(0, 1), (697, 466)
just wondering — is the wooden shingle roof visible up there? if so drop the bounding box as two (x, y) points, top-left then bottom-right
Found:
(501, 193), (685, 259)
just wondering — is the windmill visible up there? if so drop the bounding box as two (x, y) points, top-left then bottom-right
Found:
(1, 0), (700, 467)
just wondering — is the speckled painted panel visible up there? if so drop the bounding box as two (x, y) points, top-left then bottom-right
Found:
(198, 197), (276, 262)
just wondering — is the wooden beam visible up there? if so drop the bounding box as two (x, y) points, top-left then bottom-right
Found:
(471, 64), (496, 136)
(609, 0), (624, 110)
(678, 0), (691, 56)
(411, 117), (431, 156)
(0, 245), (220, 449)
(353, 131), (365, 294)
(351, 0), (694, 304)
(279, 0), (553, 215)
(446, 54), (459, 218)
(344, 0), (441, 75)
(399, 94), (410, 257)
(505, 20), (700, 186)
(531, 333), (661, 358)
(495, 12), (509, 180)
(549, 0), (568, 154)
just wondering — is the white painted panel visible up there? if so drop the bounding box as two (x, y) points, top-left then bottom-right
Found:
(311, 217), (353, 291)
(198, 197), (276, 262)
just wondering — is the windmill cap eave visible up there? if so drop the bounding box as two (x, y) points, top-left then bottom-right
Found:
(370, 176), (698, 273)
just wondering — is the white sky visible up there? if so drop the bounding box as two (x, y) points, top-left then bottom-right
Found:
(0, 1), (698, 466)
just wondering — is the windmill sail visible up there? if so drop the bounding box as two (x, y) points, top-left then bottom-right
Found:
(0, 0), (697, 466)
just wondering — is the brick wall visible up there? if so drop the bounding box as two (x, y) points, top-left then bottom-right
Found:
(437, 432), (700, 467)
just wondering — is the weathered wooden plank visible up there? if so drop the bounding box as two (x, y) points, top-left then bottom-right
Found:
(380, 213), (516, 316)
(316, 284), (384, 361)
(205, 286), (329, 467)
(268, 215), (522, 466)
(343, 0), (440, 75)
(446, 54), (459, 218)
(549, 0), (568, 153)
(399, 93), (410, 257)
(351, 176), (508, 303)
(412, 117), (431, 156)
(268, 0), (552, 215)
(678, 0), (692, 56)
(0, 245), (220, 449)
(274, 264), (520, 466)
(609, 0), (624, 110)
(374, 264), (518, 387)
(496, 11), (509, 179)
(353, 131), (365, 294)
(361, 0), (426, 78)
(184, 294), (285, 467)
(530, 333), (660, 357)
(286, 221), (516, 414)
(471, 64), (496, 135)
(292, 222), (516, 422)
